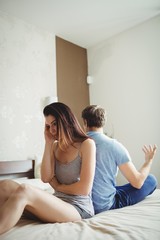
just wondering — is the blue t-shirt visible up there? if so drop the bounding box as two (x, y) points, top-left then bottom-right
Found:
(87, 131), (131, 214)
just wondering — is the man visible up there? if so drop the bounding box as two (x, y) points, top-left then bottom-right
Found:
(82, 105), (157, 214)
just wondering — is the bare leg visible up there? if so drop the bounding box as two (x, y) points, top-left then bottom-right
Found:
(0, 180), (20, 206)
(0, 180), (35, 220)
(0, 183), (81, 235)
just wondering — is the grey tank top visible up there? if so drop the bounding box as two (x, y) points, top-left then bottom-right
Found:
(54, 153), (94, 216)
(55, 154), (81, 185)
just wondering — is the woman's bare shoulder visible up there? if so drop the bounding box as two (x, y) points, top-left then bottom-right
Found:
(81, 138), (95, 149)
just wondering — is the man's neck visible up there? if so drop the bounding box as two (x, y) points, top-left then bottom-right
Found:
(87, 127), (103, 133)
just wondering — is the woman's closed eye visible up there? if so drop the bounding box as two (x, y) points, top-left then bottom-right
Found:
(45, 124), (50, 129)
(51, 120), (57, 127)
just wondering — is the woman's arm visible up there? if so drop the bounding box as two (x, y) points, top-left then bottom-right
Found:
(119, 144), (157, 189)
(41, 124), (56, 183)
(50, 138), (96, 196)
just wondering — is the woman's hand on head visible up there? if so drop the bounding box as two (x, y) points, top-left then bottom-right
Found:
(44, 125), (55, 143)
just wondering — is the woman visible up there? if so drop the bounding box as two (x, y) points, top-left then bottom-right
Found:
(0, 102), (96, 235)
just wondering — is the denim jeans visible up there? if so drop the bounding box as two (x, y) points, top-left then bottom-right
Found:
(110, 174), (157, 209)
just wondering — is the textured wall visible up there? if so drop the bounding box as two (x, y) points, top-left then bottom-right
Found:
(87, 15), (160, 186)
(0, 11), (57, 162)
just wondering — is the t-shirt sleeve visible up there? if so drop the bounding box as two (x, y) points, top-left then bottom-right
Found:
(113, 140), (132, 166)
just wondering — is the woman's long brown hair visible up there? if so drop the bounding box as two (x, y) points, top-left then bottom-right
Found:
(43, 102), (89, 151)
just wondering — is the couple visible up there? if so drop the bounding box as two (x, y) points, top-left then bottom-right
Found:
(0, 102), (157, 234)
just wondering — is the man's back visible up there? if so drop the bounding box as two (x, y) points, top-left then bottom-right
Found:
(87, 131), (131, 213)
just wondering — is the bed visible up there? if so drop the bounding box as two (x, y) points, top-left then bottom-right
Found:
(0, 160), (160, 240)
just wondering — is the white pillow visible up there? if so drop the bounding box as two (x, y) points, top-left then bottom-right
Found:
(34, 163), (41, 179)
(13, 178), (54, 193)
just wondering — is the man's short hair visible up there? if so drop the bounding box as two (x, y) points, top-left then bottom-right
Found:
(82, 105), (106, 128)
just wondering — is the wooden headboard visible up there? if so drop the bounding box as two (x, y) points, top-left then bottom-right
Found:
(0, 160), (35, 179)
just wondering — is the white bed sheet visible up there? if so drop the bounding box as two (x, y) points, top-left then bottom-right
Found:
(13, 178), (54, 193)
(1, 179), (160, 240)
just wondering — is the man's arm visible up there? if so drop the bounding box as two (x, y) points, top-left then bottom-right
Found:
(119, 145), (157, 189)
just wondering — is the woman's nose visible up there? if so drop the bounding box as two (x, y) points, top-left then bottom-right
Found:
(49, 127), (53, 134)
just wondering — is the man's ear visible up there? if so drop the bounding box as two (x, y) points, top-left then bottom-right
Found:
(82, 119), (87, 132)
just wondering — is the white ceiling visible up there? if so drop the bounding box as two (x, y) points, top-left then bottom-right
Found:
(0, 0), (160, 48)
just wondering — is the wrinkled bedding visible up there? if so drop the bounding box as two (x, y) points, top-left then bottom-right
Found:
(1, 178), (160, 240)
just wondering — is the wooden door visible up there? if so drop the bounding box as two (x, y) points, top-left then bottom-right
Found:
(56, 36), (89, 126)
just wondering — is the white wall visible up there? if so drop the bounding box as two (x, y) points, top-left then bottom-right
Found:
(0, 11), (57, 163)
(87, 15), (160, 186)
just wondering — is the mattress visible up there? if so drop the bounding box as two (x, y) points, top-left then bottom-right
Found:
(1, 178), (160, 240)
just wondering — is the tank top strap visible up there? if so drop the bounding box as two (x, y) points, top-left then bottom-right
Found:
(54, 141), (82, 159)
(77, 143), (82, 157)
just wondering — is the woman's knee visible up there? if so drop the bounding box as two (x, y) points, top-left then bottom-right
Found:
(15, 183), (31, 196)
(11, 184), (31, 204)
(0, 180), (19, 198)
